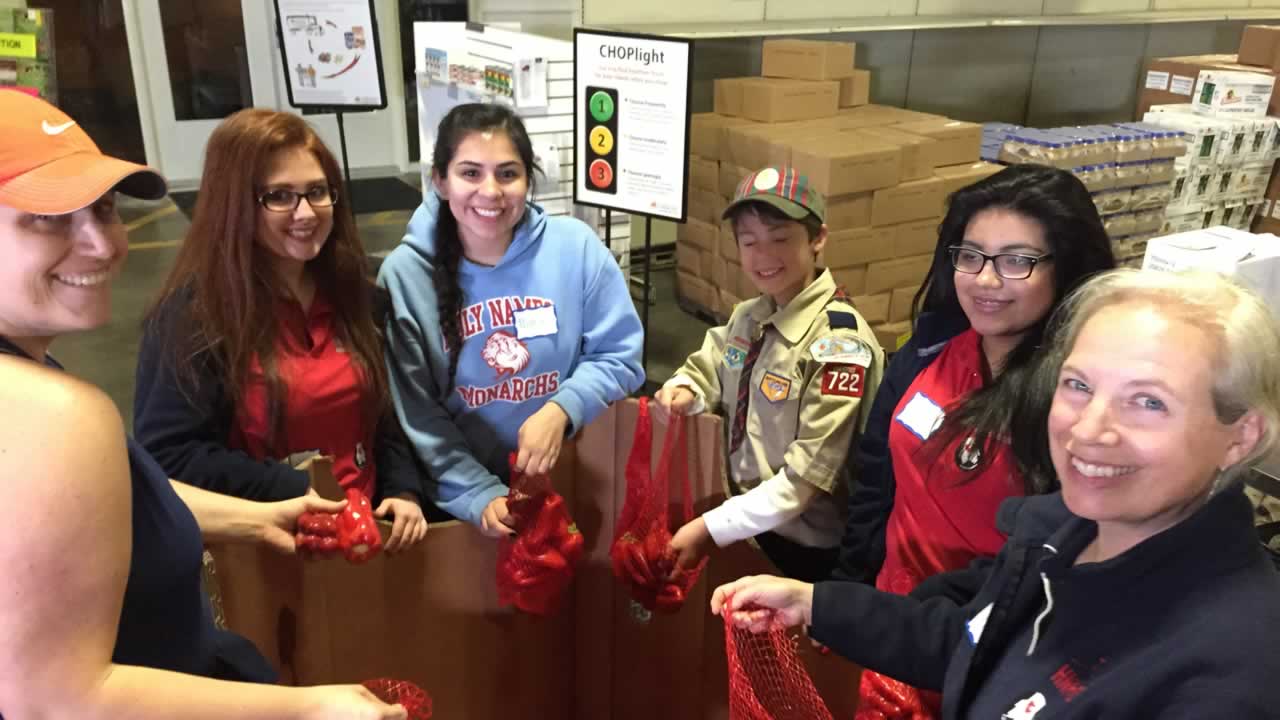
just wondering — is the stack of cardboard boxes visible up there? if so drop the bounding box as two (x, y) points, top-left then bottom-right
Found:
(1136, 25), (1280, 236)
(676, 39), (1000, 351)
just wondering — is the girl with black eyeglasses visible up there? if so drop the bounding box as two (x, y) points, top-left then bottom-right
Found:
(829, 164), (1116, 718)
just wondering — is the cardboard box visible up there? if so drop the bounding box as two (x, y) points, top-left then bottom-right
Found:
(839, 69), (871, 108)
(689, 187), (728, 226)
(823, 217), (937, 268)
(677, 242), (713, 279)
(762, 39), (855, 81)
(871, 320), (913, 352)
(711, 254), (727, 290)
(1137, 55), (1280, 118)
(719, 221), (740, 262)
(1239, 25), (1280, 72)
(850, 292), (891, 325)
(678, 270), (716, 310)
(831, 264), (868, 296)
(834, 104), (942, 130)
(871, 177), (947, 227)
(893, 119), (982, 167)
(790, 135), (902, 196)
(689, 155), (719, 195)
(722, 122), (838, 169)
(889, 284), (919, 324)
(894, 216), (941, 254)
(740, 79), (840, 124)
(677, 217), (718, 254)
(934, 161), (1003, 199)
(865, 253), (934, 295)
(713, 77), (756, 117)
(826, 192), (873, 230)
(690, 113), (755, 160)
(719, 162), (752, 200)
(1193, 69), (1275, 118)
(1143, 227), (1280, 307)
(860, 126), (945, 181)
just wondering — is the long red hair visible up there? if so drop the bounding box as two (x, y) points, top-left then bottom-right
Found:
(146, 109), (388, 450)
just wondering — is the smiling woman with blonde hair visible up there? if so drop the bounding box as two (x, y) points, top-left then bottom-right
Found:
(715, 269), (1280, 719)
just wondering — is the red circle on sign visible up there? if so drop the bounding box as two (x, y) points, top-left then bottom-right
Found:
(589, 159), (614, 189)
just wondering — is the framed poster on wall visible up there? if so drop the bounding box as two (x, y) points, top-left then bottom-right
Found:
(573, 29), (692, 222)
(273, 0), (387, 110)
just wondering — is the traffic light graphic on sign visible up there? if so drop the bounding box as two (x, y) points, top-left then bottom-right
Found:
(584, 85), (618, 194)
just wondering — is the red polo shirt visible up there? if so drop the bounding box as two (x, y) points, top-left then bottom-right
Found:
(230, 295), (377, 499)
(877, 329), (1025, 596)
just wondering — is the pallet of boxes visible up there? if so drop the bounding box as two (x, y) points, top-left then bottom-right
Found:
(676, 39), (1000, 352)
(1135, 26), (1280, 238)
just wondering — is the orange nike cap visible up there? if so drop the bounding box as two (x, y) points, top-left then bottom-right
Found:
(0, 89), (166, 214)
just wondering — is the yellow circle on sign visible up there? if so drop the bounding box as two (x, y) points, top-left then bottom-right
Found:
(589, 125), (615, 156)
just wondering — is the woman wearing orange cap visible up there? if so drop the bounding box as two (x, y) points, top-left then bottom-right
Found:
(0, 90), (404, 718)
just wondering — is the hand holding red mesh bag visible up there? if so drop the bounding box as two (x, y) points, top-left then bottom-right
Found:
(610, 398), (705, 613)
(854, 671), (934, 720)
(495, 453), (585, 615)
(723, 597), (833, 720)
(362, 678), (433, 719)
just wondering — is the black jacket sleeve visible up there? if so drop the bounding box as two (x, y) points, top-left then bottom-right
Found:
(372, 412), (425, 505)
(831, 341), (918, 583)
(132, 297), (309, 501)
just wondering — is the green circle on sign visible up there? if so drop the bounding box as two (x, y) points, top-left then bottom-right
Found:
(590, 91), (615, 122)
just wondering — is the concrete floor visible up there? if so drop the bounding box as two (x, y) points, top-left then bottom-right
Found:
(57, 185), (710, 430)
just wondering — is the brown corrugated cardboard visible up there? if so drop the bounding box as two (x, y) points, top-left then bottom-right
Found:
(836, 105), (943, 129)
(872, 320), (913, 351)
(894, 216), (941, 255)
(762, 39), (855, 81)
(826, 192), (873, 229)
(1137, 55), (1280, 117)
(690, 113), (755, 160)
(677, 242), (713, 279)
(831, 265), (868, 296)
(678, 270), (715, 309)
(893, 119), (982, 167)
(839, 69), (871, 108)
(889, 284), (920, 323)
(860, 126), (945, 181)
(724, 119), (842, 169)
(712, 254), (727, 290)
(850, 292), (890, 325)
(790, 135), (902, 196)
(1239, 26), (1280, 72)
(677, 217), (718, 253)
(823, 226), (897, 268)
(719, 222), (740, 262)
(871, 176), (947, 227)
(689, 188), (728, 226)
(865, 253), (933, 295)
(689, 155), (719, 195)
(934, 161), (1003, 198)
(713, 77), (771, 117)
(719, 162), (751, 200)
(741, 79), (840, 124)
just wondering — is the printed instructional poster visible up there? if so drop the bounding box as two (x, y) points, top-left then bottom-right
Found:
(0, 8), (55, 102)
(574, 29), (691, 222)
(275, 0), (385, 109)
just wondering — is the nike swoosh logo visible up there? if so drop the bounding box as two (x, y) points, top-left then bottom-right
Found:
(42, 120), (76, 135)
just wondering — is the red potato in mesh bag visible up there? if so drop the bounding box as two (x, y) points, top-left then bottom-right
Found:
(362, 678), (433, 720)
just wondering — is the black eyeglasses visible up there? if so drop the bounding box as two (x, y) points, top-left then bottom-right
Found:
(258, 186), (339, 212)
(948, 245), (1053, 280)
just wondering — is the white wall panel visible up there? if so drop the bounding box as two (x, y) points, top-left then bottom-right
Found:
(915, 0), (1045, 15)
(904, 26), (1038, 122)
(1044, 0), (1150, 12)
(1027, 25), (1147, 127)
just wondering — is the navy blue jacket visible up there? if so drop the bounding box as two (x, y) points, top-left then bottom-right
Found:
(811, 487), (1280, 718)
(833, 310), (969, 584)
(133, 289), (423, 504)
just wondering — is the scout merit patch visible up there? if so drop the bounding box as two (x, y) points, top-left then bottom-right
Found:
(723, 337), (750, 369)
(821, 364), (865, 398)
(809, 335), (873, 367)
(760, 372), (791, 402)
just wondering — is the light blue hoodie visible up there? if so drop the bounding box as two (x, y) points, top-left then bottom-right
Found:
(377, 195), (645, 525)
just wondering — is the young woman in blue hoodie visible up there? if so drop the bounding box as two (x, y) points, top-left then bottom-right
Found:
(378, 103), (645, 537)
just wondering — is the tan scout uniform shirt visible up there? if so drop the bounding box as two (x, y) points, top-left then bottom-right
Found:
(671, 269), (885, 547)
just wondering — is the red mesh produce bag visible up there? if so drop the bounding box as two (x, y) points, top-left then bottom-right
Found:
(610, 398), (705, 612)
(362, 678), (432, 719)
(723, 603), (833, 720)
(495, 453), (585, 615)
(854, 671), (934, 720)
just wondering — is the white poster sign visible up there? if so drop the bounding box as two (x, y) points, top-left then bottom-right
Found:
(275, 0), (387, 109)
(573, 30), (692, 222)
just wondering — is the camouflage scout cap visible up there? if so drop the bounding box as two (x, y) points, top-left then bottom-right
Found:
(722, 166), (826, 225)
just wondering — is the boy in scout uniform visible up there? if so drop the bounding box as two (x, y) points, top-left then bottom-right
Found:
(656, 166), (885, 582)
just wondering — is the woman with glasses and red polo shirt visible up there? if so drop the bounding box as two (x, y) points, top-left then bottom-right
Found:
(134, 109), (428, 553)
(830, 165), (1115, 718)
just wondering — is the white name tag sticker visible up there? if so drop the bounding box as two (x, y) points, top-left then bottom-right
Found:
(896, 391), (945, 441)
(967, 602), (993, 645)
(513, 305), (558, 340)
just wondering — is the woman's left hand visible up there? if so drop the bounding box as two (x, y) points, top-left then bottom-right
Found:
(260, 494), (348, 554)
(375, 494), (429, 553)
(515, 402), (569, 476)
